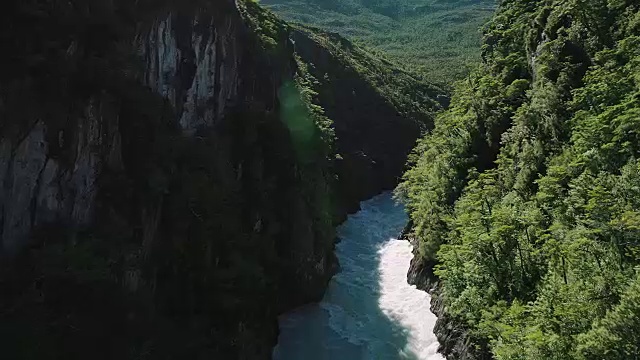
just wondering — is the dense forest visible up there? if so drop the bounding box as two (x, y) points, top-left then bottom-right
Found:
(399, 0), (640, 358)
(262, 0), (496, 86)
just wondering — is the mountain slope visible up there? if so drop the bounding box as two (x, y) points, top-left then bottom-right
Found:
(262, 0), (497, 85)
(0, 0), (440, 358)
(288, 24), (445, 214)
(399, 0), (640, 358)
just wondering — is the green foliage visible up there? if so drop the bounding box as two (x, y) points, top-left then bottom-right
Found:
(293, 24), (444, 119)
(575, 270), (640, 359)
(240, 0), (291, 51)
(239, 1), (338, 234)
(262, 0), (497, 87)
(400, 0), (640, 358)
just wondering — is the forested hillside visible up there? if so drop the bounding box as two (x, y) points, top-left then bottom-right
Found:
(286, 24), (445, 216)
(399, 0), (640, 358)
(262, 0), (496, 85)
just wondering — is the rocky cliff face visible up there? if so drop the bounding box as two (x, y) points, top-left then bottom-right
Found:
(0, 1), (333, 358)
(0, 95), (122, 255)
(0, 0), (436, 358)
(292, 29), (418, 214)
(138, 9), (243, 133)
(290, 26), (444, 216)
(401, 224), (490, 360)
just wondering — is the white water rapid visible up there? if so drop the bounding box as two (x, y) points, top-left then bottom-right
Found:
(273, 192), (444, 360)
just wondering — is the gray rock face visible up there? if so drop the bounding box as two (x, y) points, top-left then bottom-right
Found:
(0, 4), (336, 336)
(429, 287), (488, 360)
(0, 121), (48, 251)
(401, 224), (491, 360)
(0, 97), (122, 253)
(138, 12), (242, 134)
(0, 4), (248, 254)
(290, 28), (430, 218)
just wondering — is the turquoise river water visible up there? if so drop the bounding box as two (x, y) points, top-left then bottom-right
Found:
(273, 193), (444, 360)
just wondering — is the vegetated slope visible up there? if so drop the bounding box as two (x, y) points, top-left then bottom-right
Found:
(262, 0), (497, 86)
(0, 0), (441, 359)
(289, 24), (445, 215)
(398, 0), (640, 358)
(247, 4), (447, 215)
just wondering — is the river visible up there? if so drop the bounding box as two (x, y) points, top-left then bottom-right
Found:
(273, 192), (444, 360)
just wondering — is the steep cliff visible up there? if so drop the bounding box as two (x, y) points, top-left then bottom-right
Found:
(0, 0), (438, 358)
(290, 25), (444, 216)
(0, 1), (332, 358)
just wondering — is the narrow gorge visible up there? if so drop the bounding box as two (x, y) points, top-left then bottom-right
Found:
(4, 0), (639, 359)
(274, 193), (443, 360)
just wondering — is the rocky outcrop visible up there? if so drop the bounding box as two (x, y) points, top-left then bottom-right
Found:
(0, 96), (122, 254)
(138, 10), (243, 133)
(400, 223), (490, 360)
(428, 287), (491, 360)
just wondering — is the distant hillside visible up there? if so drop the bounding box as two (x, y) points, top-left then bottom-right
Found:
(262, 0), (497, 86)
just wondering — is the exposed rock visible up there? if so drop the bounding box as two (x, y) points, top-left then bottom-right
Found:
(401, 223), (491, 360)
(429, 287), (490, 360)
(0, 96), (122, 254)
(138, 12), (242, 134)
(0, 2), (333, 358)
